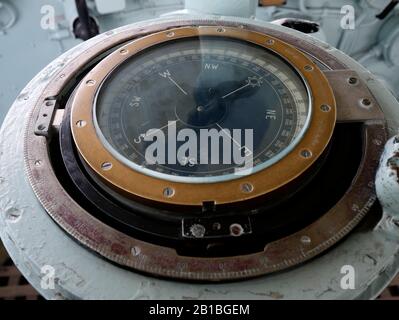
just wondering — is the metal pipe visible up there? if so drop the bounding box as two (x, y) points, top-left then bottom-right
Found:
(74, 0), (98, 40)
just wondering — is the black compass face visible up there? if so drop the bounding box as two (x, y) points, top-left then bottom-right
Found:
(95, 37), (311, 183)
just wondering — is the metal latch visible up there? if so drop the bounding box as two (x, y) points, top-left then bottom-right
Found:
(34, 99), (64, 138)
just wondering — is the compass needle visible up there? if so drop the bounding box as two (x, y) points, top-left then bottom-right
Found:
(166, 75), (188, 95)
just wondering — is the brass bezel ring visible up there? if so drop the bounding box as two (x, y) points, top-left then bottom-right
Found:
(71, 26), (336, 206)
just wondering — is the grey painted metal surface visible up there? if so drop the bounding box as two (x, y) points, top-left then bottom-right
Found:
(184, 0), (258, 18)
(1, 16), (399, 299)
(0, 0), (78, 124)
(0, 0), (184, 125)
(1, 0), (399, 127)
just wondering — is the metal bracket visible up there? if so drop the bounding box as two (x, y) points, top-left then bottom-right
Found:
(34, 99), (64, 137)
(324, 70), (385, 122)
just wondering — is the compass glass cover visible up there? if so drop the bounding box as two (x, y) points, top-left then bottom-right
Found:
(94, 37), (311, 183)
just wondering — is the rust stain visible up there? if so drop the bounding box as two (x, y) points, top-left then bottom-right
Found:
(111, 243), (128, 255)
(57, 204), (111, 246)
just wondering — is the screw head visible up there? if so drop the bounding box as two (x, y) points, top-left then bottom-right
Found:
(163, 187), (175, 198)
(131, 246), (141, 256)
(304, 65), (314, 71)
(101, 162), (112, 171)
(76, 120), (87, 128)
(300, 149), (312, 158)
(34, 160), (42, 166)
(190, 224), (206, 238)
(241, 182), (254, 193)
(348, 77), (358, 85)
(230, 224), (244, 237)
(320, 104), (331, 112)
(361, 98), (372, 107)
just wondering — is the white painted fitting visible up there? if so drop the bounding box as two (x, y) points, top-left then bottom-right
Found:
(376, 135), (399, 217)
